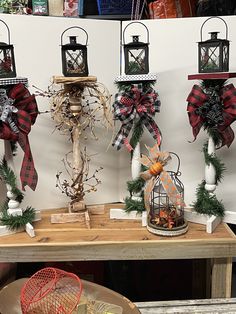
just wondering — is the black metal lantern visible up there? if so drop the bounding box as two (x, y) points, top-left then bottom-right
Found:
(123, 22), (149, 75)
(148, 153), (188, 236)
(0, 19), (16, 79)
(198, 17), (229, 73)
(61, 26), (88, 77)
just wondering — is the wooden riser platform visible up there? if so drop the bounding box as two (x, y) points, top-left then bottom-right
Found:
(0, 204), (235, 299)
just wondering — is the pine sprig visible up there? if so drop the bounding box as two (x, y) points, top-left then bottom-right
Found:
(0, 159), (24, 203)
(124, 196), (145, 213)
(115, 81), (156, 92)
(130, 121), (144, 157)
(193, 181), (225, 217)
(0, 158), (35, 230)
(127, 176), (145, 195)
(203, 142), (226, 184)
(1, 207), (36, 231)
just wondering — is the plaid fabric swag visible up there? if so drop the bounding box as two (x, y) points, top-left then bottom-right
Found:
(112, 84), (161, 151)
(0, 83), (38, 190)
(187, 84), (236, 147)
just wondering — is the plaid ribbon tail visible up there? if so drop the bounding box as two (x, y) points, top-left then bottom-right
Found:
(142, 115), (162, 146)
(219, 126), (235, 148)
(18, 132), (38, 191)
(112, 121), (133, 151)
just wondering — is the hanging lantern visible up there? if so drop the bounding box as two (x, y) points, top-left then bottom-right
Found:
(123, 21), (149, 75)
(0, 19), (16, 79)
(61, 26), (89, 77)
(198, 17), (229, 73)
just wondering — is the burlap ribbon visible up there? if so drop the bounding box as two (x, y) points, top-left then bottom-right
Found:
(140, 144), (185, 213)
(112, 84), (161, 151)
(0, 83), (38, 191)
(187, 84), (236, 147)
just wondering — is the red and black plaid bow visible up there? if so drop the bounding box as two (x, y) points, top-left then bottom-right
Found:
(112, 84), (161, 151)
(187, 84), (236, 147)
(0, 83), (38, 190)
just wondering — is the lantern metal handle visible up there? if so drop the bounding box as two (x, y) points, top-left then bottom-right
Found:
(61, 26), (88, 46)
(200, 16), (228, 41)
(0, 19), (11, 44)
(169, 152), (181, 176)
(123, 21), (149, 45)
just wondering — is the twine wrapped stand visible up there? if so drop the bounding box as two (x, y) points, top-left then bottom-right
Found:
(50, 76), (99, 227)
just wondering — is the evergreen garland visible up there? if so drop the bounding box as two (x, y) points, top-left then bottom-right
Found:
(127, 176), (145, 196)
(1, 204), (35, 231)
(0, 159), (23, 203)
(115, 81), (156, 92)
(203, 142), (225, 183)
(193, 181), (225, 217)
(193, 139), (226, 217)
(0, 158), (35, 230)
(124, 195), (145, 213)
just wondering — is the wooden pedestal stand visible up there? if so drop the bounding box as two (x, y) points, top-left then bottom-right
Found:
(50, 76), (99, 228)
(187, 72), (236, 233)
(110, 74), (158, 225)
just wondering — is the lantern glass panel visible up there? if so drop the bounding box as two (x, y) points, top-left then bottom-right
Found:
(125, 47), (148, 75)
(63, 48), (87, 76)
(0, 44), (16, 78)
(201, 45), (220, 71)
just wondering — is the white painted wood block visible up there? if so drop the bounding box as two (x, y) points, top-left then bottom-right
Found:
(142, 211), (147, 227)
(33, 210), (41, 221)
(206, 215), (222, 233)
(184, 208), (209, 225)
(0, 225), (24, 237)
(110, 208), (142, 220)
(184, 208), (221, 233)
(7, 208), (22, 217)
(25, 223), (35, 238)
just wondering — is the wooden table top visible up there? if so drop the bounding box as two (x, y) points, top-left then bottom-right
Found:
(0, 204), (236, 262)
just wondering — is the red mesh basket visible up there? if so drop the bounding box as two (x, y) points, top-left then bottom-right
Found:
(20, 267), (82, 314)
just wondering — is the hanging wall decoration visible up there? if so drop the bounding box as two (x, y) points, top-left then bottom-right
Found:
(112, 21), (161, 214)
(187, 16), (236, 219)
(139, 144), (188, 236)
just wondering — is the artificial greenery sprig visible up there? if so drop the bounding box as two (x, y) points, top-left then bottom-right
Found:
(0, 158), (35, 230)
(193, 139), (226, 217)
(193, 181), (225, 217)
(203, 142), (226, 184)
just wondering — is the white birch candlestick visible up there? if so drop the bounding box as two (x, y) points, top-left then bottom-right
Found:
(69, 125), (86, 212)
(204, 136), (216, 193)
(131, 142), (142, 201)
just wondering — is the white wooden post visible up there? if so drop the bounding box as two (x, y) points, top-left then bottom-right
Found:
(205, 136), (216, 193)
(131, 142), (142, 202)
